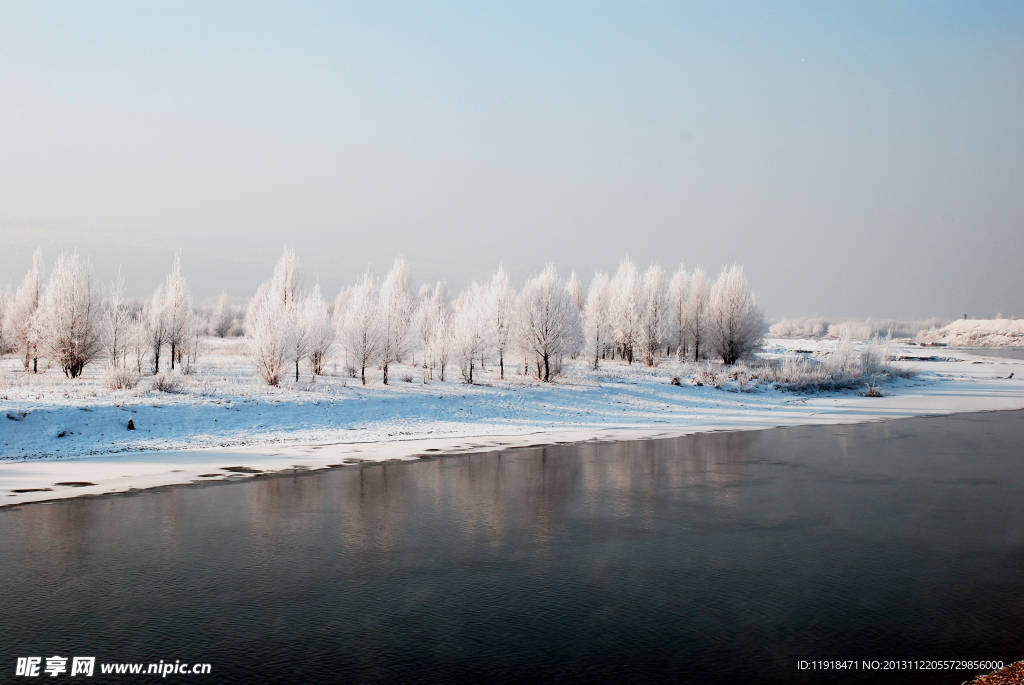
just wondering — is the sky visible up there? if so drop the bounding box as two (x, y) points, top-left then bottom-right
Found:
(1, 1), (1021, 319)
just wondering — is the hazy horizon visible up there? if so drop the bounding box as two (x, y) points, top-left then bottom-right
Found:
(2, 2), (1021, 320)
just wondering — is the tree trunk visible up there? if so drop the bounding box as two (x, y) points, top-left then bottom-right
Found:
(543, 353), (550, 382)
(499, 352), (504, 380)
(383, 362), (389, 384)
(296, 359), (300, 382)
(32, 356), (37, 373)
(361, 364), (366, 385)
(154, 349), (160, 373)
(170, 342), (176, 370)
(469, 360), (473, 384)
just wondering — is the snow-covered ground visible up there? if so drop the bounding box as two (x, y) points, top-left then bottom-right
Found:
(917, 318), (1024, 347)
(2, 337), (1023, 507)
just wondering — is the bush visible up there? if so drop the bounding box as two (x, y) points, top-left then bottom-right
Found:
(103, 366), (141, 391)
(692, 363), (725, 388)
(153, 372), (181, 393)
(862, 382), (884, 397)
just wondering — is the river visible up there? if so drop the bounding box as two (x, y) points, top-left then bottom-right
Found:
(2, 411), (1022, 683)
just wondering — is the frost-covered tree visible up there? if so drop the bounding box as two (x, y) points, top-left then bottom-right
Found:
(129, 310), (150, 374)
(340, 272), (380, 385)
(708, 265), (765, 365)
(144, 284), (169, 373)
(564, 277), (586, 359)
(410, 284), (432, 368)
(163, 256), (194, 371)
(332, 288), (350, 329)
(331, 287), (352, 370)
(0, 286), (12, 355)
(246, 281), (289, 385)
(666, 263), (689, 359)
(454, 282), (490, 384)
(414, 281), (452, 380)
(515, 264), (581, 381)
(567, 271), (585, 316)
(412, 288), (434, 371)
(103, 274), (134, 370)
(488, 266), (515, 379)
(638, 264), (667, 367)
(36, 253), (103, 378)
(610, 259), (642, 364)
(178, 315), (204, 375)
(377, 257), (413, 384)
(683, 267), (711, 362)
(286, 303), (311, 382)
(246, 248), (305, 385)
(272, 249), (312, 381)
(272, 247), (303, 304)
(433, 292), (454, 382)
(6, 249), (45, 371)
(305, 283), (334, 376)
(209, 292), (233, 338)
(583, 272), (611, 369)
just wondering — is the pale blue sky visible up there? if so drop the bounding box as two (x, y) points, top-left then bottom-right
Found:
(1, 2), (1021, 318)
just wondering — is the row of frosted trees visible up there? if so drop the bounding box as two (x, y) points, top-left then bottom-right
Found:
(0, 251), (205, 383)
(0, 248), (764, 385)
(246, 250), (765, 386)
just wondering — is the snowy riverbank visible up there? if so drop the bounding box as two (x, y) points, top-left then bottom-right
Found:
(2, 338), (1023, 506)
(916, 318), (1024, 348)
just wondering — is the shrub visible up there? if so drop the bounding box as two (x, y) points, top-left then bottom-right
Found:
(153, 372), (181, 393)
(863, 381), (884, 397)
(104, 366), (141, 391)
(692, 363), (725, 388)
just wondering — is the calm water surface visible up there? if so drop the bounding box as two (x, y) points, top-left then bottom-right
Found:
(953, 347), (1024, 361)
(2, 412), (1023, 684)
